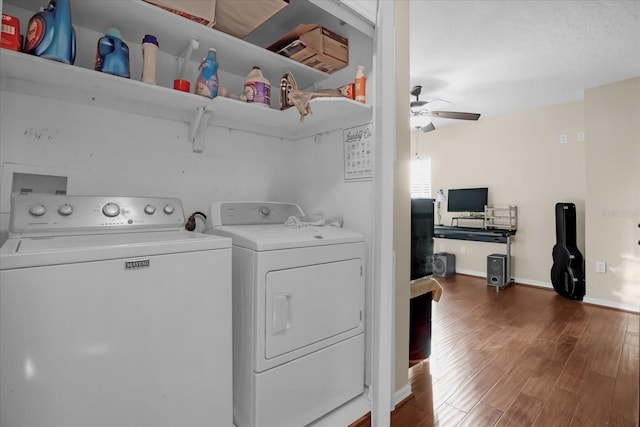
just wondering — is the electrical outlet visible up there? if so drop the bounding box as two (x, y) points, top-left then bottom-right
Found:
(596, 261), (606, 273)
(460, 246), (466, 254)
(560, 134), (568, 144)
(439, 243), (446, 252)
(577, 132), (585, 142)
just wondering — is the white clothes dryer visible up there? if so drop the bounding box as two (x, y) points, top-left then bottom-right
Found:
(205, 201), (366, 427)
(0, 194), (233, 427)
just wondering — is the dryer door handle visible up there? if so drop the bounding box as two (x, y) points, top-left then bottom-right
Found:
(272, 294), (292, 335)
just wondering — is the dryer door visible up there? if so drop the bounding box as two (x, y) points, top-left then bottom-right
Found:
(265, 258), (362, 359)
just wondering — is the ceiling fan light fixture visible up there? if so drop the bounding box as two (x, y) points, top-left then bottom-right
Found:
(410, 114), (432, 129)
(421, 122), (436, 133)
(410, 100), (428, 111)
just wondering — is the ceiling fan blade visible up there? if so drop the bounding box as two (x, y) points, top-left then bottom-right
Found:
(425, 111), (481, 121)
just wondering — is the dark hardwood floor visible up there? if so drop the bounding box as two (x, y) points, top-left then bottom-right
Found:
(351, 274), (639, 427)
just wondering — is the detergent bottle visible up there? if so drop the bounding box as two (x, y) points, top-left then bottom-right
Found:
(195, 48), (219, 98)
(242, 66), (270, 106)
(95, 28), (130, 78)
(141, 34), (159, 84)
(24, 0), (76, 64)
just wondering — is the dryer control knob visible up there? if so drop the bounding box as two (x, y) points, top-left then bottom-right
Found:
(258, 206), (271, 217)
(144, 204), (156, 215)
(163, 205), (175, 215)
(102, 202), (121, 217)
(58, 204), (74, 216)
(29, 204), (46, 216)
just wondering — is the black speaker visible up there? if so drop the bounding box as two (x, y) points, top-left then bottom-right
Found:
(432, 252), (455, 277)
(487, 254), (508, 286)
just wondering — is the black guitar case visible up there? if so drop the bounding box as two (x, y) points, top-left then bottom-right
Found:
(551, 202), (585, 300)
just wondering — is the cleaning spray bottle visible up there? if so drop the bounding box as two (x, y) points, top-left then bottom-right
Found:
(24, 0), (76, 64)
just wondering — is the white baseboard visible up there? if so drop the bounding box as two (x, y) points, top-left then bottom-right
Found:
(454, 270), (639, 313)
(394, 384), (412, 408)
(454, 268), (485, 277)
(513, 277), (553, 289)
(583, 296), (640, 313)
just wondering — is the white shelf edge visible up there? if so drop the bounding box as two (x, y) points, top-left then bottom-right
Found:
(1, 49), (373, 142)
(0, 49), (211, 124)
(207, 96), (373, 141)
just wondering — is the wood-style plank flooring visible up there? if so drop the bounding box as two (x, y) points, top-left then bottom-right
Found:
(351, 275), (639, 427)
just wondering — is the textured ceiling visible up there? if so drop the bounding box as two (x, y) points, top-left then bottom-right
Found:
(409, 0), (640, 128)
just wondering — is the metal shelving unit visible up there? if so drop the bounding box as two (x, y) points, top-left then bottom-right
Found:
(484, 205), (517, 231)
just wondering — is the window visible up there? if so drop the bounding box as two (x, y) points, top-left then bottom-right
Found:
(410, 155), (432, 199)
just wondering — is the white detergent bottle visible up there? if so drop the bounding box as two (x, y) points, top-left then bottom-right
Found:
(242, 66), (271, 107)
(141, 34), (158, 84)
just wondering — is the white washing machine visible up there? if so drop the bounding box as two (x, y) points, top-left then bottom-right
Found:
(205, 201), (366, 427)
(0, 194), (233, 427)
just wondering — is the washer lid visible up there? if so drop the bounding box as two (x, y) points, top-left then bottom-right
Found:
(0, 231), (231, 270)
(210, 224), (364, 251)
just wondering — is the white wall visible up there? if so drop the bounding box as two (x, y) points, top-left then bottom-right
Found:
(422, 101), (586, 286)
(584, 77), (640, 311)
(418, 79), (640, 311)
(0, 91), (297, 227)
(393, 0), (411, 396)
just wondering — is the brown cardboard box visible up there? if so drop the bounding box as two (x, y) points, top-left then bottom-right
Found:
(214, 0), (288, 38)
(144, 0), (288, 38)
(268, 24), (348, 74)
(144, 0), (217, 27)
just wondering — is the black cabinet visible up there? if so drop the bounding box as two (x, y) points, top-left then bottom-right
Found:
(409, 291), (432, 364)
(411, 199), (435, 280)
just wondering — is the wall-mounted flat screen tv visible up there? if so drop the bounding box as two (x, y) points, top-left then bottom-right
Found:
(447, 187), (488, 213)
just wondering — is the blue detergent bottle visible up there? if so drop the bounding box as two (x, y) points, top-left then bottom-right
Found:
(24, 0), (76, 64)
(195, 48), (219, 98)
(95, 28), (130, 78)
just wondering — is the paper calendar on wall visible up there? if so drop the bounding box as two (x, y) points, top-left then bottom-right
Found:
(343, 123), (374, 181)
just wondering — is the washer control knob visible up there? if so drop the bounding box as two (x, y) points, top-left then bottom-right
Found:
(258, 206), (271, 217)
(144, 204), (156, 215)
(29, 204), (46, 216)
(58, 204), (74, 216)
(163, 205), (175, 215)
(102, 202), (120, 217)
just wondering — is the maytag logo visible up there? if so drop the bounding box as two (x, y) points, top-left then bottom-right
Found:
(125, 259), (150, 270)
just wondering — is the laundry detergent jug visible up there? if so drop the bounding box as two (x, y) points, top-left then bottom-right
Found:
(24, 0), (76, 64)
(95, 28), (130, 78)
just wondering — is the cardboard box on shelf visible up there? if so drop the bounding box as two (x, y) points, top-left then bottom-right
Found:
(143, 0), (288, 38)
(268, 24), (348, 74)
(215, 0), (288, 38)
(144, 0), (217, 27)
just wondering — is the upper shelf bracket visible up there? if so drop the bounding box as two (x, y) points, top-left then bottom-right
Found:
(189, 106), (211, 153)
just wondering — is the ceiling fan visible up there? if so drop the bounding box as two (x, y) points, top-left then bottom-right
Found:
(410, 85), (481, 132)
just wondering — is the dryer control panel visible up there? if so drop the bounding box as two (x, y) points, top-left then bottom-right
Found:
(9, 194), (185, 236)
(207, 202), (304, 227)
